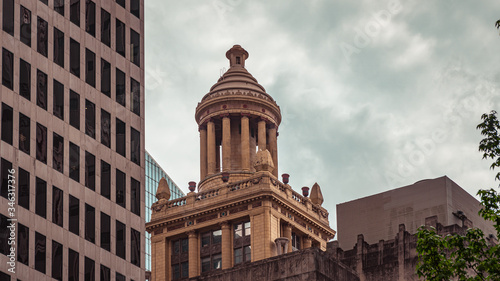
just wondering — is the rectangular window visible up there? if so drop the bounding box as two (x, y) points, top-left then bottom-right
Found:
(52, 240), (63, 281)
(0, 214), (8, 254)
(35, 177), (47, 218)
(131, 0), (140, 18)
(116, 0), (125, 8)
(101, 109), (111, 147)
(130, 29), (140, 66)
(70, 38), (80, 77)
(101, 9), (111, 47)
(70, 90), (80, 129)
(100, 160), (110, 199)
(2, 0), (14, 35)
(53, 133), (64, 173)
(19, 59), (31, 100)
(19, 113), (30, 154)
(116, 19), (125, 57)
(85, 257), (95, 281)
(1, 158), (12, 199)
(85, 151), (95, 190)
(68, 248), (79, 281)
(100, 212), (110, 251)
(52, 185), (63, 227)
(54, 0), (64, 16)
(85, 204), (95, 243)
(85, 49), (95, 87)
(18, 223), (29, 266)
(37, 70), (48, 110)
(116, 169), (125, 208)
(40, 0), (48, 5)
(69, 142), (80, 182)
(101, 59), (110, 97)
(131, 127), (140, 165)
(54, 27), (64, 68)
(116, 68), (125, 106)
(69, 195), (79, 235)
(70, 0), (80, 26)
(131, 177), (140, 216)
(131, 228), (140, 267)
(116, 118), (126, 157)
(116, 220), (126, 259)
(85, 99), (95, 138)
(85, 0), (95, 37)
(20, 6), (32, 46)
(1, 103), (13, 145)
(53, 79), (64, 120)
(131, 78), (140, 116)
(36, 123), (47, 163)
(18, 168), (30, 210)
(35, 232), (46, 273)
(116, 273), (125, 281)
(100, 265), (110, 281)
(2, 48), (13, 90)
(37, 17), (48, 57)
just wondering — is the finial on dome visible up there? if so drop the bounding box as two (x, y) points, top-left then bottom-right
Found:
(156, 177), (171, 201)
(226, 45), (249, 68)
(310, 182), (324, 205)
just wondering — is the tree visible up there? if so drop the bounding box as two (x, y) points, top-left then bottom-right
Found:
(416, 111), (500, 280)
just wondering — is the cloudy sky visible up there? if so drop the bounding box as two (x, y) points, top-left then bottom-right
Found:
(144, 0), (500, 230)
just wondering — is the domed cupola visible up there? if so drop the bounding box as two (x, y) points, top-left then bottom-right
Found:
(195, 45), (282, 191)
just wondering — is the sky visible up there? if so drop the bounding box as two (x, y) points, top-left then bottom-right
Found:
(144, 0), (500, 231)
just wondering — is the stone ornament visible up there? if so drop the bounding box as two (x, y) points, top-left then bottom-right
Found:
(310, 182), (324, 205)
(156, 177), (171, 201)
(254, 149), (274, 172)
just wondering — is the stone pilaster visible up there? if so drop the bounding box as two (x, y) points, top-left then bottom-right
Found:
(283, 222), (293, 253)
(221, 221), (232, 269)
(222, 115), (231, 172)
(199, 125), (207, 180)
(188, 231), (199, 278)
(258, 118), (267, 151)
(268, 124), (278, 177)
(207, 120), (216, 175)
(241, 114), (250, 171)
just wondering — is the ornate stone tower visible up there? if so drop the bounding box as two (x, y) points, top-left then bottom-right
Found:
(146, 45), (335, 281)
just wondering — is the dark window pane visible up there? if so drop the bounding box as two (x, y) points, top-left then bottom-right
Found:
(116, 272), (125, 281)
(53, 133), (64, 173)
(131, 228), (140, 267)
(85, 99), (95, 138)
(70, 0), (80, 26)
(0, 214), (9, 254)
(85, 257), (95, 281)
(181, 262), (189, 278)
(131, 78), (140, 116)
(101, 59), (110, 97)
(116, 220), (125, 259)
(100, 212), (110, 251)
(36, 70), (47, 110)
(37, 17), (48, 57)
(2, 48), (13, 90)
(85, 0), (95, 37)
(18, 168), (30, 210)
(3, 0), (14, 35)
(100, 160), (110, 199)
(116, 118), (126, 157)
(52, 240), (63, 281)
(101, 9), (110, 47)
(116, 68), (125, 106)
(85, 151), (95, 190)
(100, 109), (110, 147)
(131, 177), (140, 216)
(116, 169), (125, 208)
(116, 19), (125, 57)
(131, 127), (140, 165)
(36, 123), (47, 163)
(85, 204), (95, 243)
(116, 0), (125, 8)
(54, 28), (64, 68)
(0, 271), (9, 281)
(53, 79), (64, 120)
(54, 0), (64, 16)
(35, 177), (47, 218)
(35, 232), (46, 273)
(1, 158), (12, 199)
(18, 223), (29, 266)
(68, 248), (79, 281)
(100, 265), (110, 281)
(19, 59), (31, 100)
(85, 49), (95, 87)
(1, 103), (13, 144)
(52, 186), (63, 227)
(20, 6), (32, 46)
(69, 142), (80, 182)
(40, 0), (48, 5)
(131, 0), (140, 18)
(70, 38), (80, 77)
(69, 195), (79, 235)
(130, 29), (140, 66)
(70, 90), (80, 129)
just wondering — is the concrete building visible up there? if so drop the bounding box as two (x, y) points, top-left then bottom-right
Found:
(146, 45), (336, 281)
(0, 0), (145, 280)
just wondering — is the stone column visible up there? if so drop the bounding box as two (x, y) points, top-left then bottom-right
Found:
(222, 115), (231, 172)
(283, 222), (292, 253)
(199, 125), (207, 180)
(151, 236), (167, 281)
(221, 221), (232, 269)
(241, 114), (250, 171)
(268, 124), (278, 177)
(303, 236), (312, 249)
(207, 120), (216, 175)
(258, 118), (267, 152)
(188, 231), (199, 278)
